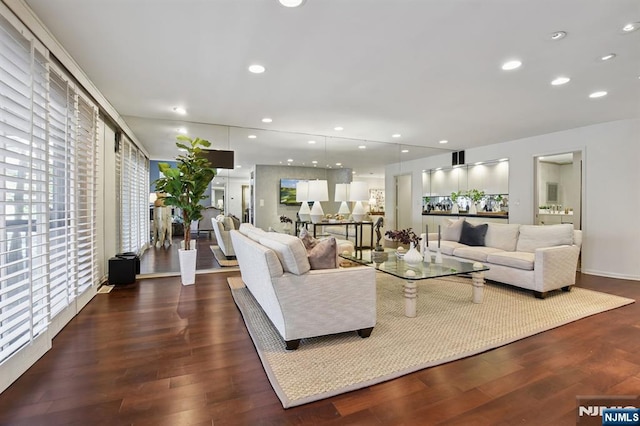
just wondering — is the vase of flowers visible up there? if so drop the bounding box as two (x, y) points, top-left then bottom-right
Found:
(384, 228), (421, 251)
(280, 215), (293, 234)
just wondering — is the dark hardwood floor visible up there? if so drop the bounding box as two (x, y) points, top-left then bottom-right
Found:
(0, 263), (638, 424)
(139, 233), (222, 274)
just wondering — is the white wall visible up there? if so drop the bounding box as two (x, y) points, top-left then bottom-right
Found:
(387, 118), (640, 280)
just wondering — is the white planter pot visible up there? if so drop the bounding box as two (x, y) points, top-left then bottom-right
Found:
(178, 248), (197, 285)
(404, 243), (423, 265)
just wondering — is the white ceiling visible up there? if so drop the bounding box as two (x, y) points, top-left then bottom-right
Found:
(23, 0), (640, 179)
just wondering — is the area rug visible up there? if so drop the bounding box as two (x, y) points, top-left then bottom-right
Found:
(210, 245), (239, 266)
(228, 274), (634, 408)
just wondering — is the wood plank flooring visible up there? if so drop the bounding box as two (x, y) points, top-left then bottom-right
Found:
(0, 271), (638, 425)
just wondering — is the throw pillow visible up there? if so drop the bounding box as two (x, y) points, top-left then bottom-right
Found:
(441, 218), (465, 242)
(308, 237), (337, 270)
(227, 214), (240, 229)
(459, 221), (488, 246)
(299, 228), (318, 249)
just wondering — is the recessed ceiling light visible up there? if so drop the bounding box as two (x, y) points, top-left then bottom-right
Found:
(248, 64), (266, 74)
(392, 134), (401, 138)
(308, 140), (316, 144)
(236, 165), (242, 168)
(173, 106), (186, 115)
(401, 149), (409, 153)
(336, 163), (342, 166)
(287, 158), (293, 162)
(278, 0), (305, 7)
(352, 171), (356, 174)
(439, 140), (448, 144)
(312, 160), (318, 164)
(551, 77), (571, 86)
(248, 134), (257, 139)
(177, 127), (187, 134)
(261, 117), (272, 123)
(550, 31), (567, 40)
(589, 91), (608, 98)
(501, 60), (522, 71)
(600, 53), (616, 61)
(358, 145), (366, 149)
(334, 126), (344, 131)
(622, 22), (640, 33)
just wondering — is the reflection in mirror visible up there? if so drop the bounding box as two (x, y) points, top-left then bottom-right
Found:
(138, 118), (451, 276)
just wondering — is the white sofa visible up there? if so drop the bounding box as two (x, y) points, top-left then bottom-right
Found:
(212, 216), (236, 257)
(428, 219), (582, 299)
(230, 223), (376, 350)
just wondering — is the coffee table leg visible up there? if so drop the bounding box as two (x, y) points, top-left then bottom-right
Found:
(471, 271), (485, 303)
(404, 280), (417, 317)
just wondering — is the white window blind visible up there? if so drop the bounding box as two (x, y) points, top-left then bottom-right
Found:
(116, 136), (149, 253)
(0, 9), (99, 365)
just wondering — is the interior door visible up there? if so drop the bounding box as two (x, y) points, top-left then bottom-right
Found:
(395, 174), (412, 231)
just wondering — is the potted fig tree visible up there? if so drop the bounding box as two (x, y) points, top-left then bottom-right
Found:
(153, 135), (216, 285)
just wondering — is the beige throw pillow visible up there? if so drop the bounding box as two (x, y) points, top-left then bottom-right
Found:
(308, 237), (337, 270)
(299, 228), (318, 249)
(441, 218), (465, 242)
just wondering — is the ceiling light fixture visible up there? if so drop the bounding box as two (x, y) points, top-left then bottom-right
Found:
(439, 140), (448, 144)
(550, 31), (567, 40)
(551, 77), (571, 86)
(248, 64), (266, 74)
(589, 91), (608, 98)
(261, 118), (272, 123)
(600, 53), (616, 61)
(622, 22), (640, 33)
(358, 145), (366, 149)
(336, 163), (342, 166)
(308, 140), (316, 144)
(287, 158), (293, 162)
(177, 127), (187, 134)
(278, 0), (305, 7)
(236, 165), (242, 168)
(312, 160), (318, 164)
(334, 126), (344, 131)
(401, 149), (409, 153)
(172, 106), (186, 115)
(392, 134), (401, 138)
(501, 60), (522, 71)
(248, 134), (257, 139)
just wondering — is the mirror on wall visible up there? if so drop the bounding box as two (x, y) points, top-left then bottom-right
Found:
(140, 122), (451, 276)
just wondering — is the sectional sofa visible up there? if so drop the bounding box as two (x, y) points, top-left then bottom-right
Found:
(230, 223), (376, 350)
(427, 219), (582, 298)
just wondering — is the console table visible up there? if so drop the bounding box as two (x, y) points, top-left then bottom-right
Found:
(295, 221), (374, 250)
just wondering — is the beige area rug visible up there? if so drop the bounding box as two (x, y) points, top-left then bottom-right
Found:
(210, 245), (239, 266)
(228, 274), (634, 408)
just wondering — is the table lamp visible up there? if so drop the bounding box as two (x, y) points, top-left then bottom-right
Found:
(296, 181), (311, 222)
(307, 179), (328, 223)
(334, 183), (351, 216)
(349, 181), (369, 222)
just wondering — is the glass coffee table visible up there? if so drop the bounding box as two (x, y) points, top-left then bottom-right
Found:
(340, 249), (490, 317)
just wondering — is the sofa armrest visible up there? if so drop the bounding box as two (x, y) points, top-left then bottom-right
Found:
(534, 245), (581, 291)
(271, 266), (377, 340)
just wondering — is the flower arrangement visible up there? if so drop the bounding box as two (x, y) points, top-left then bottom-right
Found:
(466, 188), (485, 204)
(385, 228), (421, 246)
(279, 215), (293, 224)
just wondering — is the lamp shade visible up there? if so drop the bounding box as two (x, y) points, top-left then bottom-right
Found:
(334, 183), (350, 202)
(349, 181), (369, 201)
(295, 181), (309, 202)
(307, 180), (329, 202)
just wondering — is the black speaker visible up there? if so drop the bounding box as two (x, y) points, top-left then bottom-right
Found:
(452, 150), (465, 166)
(199, 149), (234, 169)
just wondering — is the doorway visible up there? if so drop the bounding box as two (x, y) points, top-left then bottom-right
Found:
(395, 174), (412, 231)
(534, 151), (582, 230)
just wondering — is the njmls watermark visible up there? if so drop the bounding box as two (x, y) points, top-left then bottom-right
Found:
(577, 395), (640, 426)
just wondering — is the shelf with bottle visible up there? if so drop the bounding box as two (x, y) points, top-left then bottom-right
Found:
(423, 192), (509, 215)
